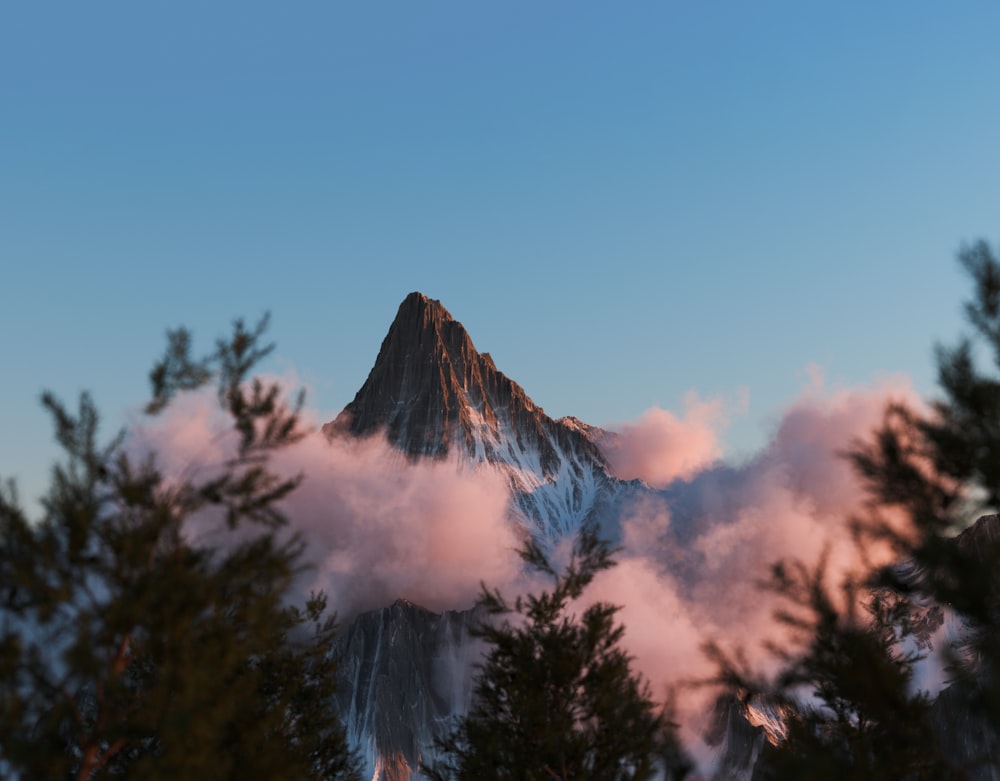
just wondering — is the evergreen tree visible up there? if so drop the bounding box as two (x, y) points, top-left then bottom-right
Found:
(848, 238), (1000, 772)
(427, 526), (690, 781)
(0, 317), (360, 780)
(706, 554), (949, 779)
(708, 239), (1000, 778)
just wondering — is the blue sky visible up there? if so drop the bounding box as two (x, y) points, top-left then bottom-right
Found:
(2, 2), (998, 506)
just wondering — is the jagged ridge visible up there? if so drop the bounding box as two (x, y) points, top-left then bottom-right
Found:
(326, 292), (602, 471)
(324, 292), (628, 538)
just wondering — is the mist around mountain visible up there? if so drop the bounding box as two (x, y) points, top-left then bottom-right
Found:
(324, 292), (629, 541)
(132, 292), (934, 777)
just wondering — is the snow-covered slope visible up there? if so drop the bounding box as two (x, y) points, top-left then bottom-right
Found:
(324, 292), (629, 540)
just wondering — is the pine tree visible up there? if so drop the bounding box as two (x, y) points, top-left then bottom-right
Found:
(708, 239), (1000, 778)
(706, 553), (949, 779)
(0, 316), (360, 780)
(848, 238), (1000, 772)
(427, 526), (690, 781)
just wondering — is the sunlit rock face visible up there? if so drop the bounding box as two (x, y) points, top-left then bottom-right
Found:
(334, 600), (482, 781)
(324, 291), (632, 539)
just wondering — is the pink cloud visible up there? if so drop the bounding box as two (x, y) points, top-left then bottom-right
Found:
(275, 428), (523, 617)
(601, 392), (731, 487)
(130, 368), (932, 770)
(579, 373), (923, 735)
(128, 385), (523, 619)
(132, 369), (922, 650)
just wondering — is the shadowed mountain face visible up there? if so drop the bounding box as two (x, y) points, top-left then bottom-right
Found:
(325, 292), (629, 538)
(334, 600), (482, 781)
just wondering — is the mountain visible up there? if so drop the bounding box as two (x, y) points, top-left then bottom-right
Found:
(334, 600), (482, 781)
(325, 293), (645, 780)
(325, 294), (1000, 779)
(324, 291), (630, 539)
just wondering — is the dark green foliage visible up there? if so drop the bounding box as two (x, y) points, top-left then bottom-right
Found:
(707, 554), (948, 779)
(427, 526), (690, 781)
(709, 239), (1000, 778)
(848, 239), (1000, 771)
(0, 317), (359, 780)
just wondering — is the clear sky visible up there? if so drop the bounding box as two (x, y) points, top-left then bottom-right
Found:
(2, 2), (998, 506)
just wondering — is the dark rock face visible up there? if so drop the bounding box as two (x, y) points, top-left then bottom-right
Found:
(930, 683), (1000, 781)
(334, 600), (482, 781)
(324, 292), (630, 538)
(955, 513), (1000, 556)
(324, 292), (607, 477)
(934, 514), (1000, 778)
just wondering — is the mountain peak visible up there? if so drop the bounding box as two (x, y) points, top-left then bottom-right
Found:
(382, 292), (475, 370)
(396, 291), (452, 327)
(326, 292), (607, 467)
(324, 292), (624, 538)
(327, 291), (538, 459)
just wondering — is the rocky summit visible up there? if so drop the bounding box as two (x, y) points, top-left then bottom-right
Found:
(324, 292), (632, 539)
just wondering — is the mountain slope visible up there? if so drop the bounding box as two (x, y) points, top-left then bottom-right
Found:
(334, 600), (481, 781)
(324, 292), (629, 538)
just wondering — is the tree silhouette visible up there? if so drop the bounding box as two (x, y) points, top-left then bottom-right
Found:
(0, 317), (360, 780)
(427, 526), (690, 781)
(709, 240), (1000, 778)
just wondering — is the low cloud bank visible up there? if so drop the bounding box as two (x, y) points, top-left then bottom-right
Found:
(132, 369), (924, 765)
(274, 424), (523, 617)
(588, 371), (920, 753)
(130, 386), (523, 619)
